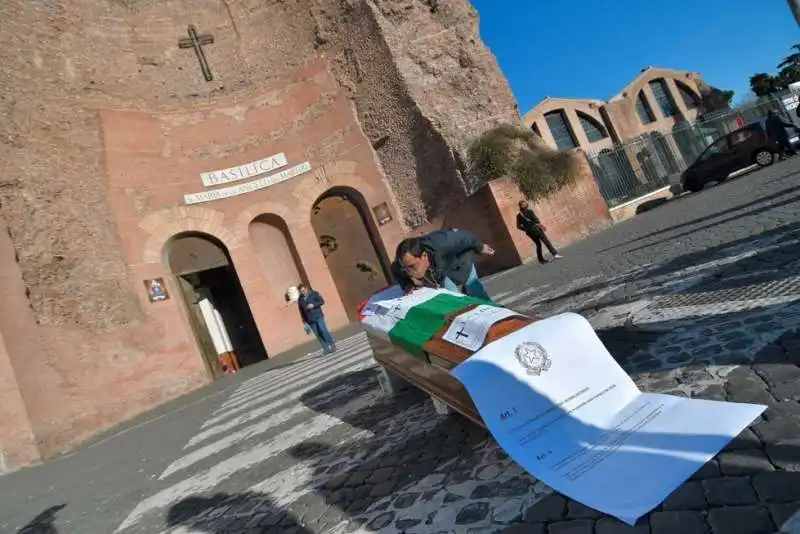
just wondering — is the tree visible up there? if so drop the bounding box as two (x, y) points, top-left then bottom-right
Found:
(697, 84), (734, 114)
(778, 44), (800, 87)
(467, 124), (578, 201)
(750, 72), (782, 97)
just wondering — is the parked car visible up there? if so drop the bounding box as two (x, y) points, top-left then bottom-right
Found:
(680, 124), (780, 193)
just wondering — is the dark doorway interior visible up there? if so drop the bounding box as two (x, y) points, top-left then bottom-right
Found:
(167, 232), (268, 379)
(181, 266), (268, 368)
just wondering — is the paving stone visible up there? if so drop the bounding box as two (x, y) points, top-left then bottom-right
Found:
(595, 517), (651, 534)
(706, 505), (774, 534)
(754, 417), (800, 443)
(503, 524), (546, 534)
(690, 459), (721, 480)
(475, 463), (503, 481)
(352, 485), (372, 500)
(722, 428), (762, 451)
(326, 488), (355, 504)
(455, 502), (490, 525)
(566, 500), (603, 519)
(444, 492), (463, 503)
(369, 480), (398, 499)
(765, 443), (800, 471)
(471, 482), (501, 499)
(769, 503), (800, 528)
(323, 472), (351, 490)
(344, 470), (371, 487)
(650, 510), (709, 534)
(366, 467), (395, 484)
(702, 477), (757, 506)
(498, 476), (532, 497)
(547, 519), (595, 534)
(661, 480), (707, 510)
(524, 494), (567, 522)
(753, 471), (800, 502)
(445, 468), (476, 486)
(491, 498), (525, 523)
(718, 448), (775, 475)
(395, 517), (422, 530)
(365, 511), (395, 530)
(393, 492), (420, 509)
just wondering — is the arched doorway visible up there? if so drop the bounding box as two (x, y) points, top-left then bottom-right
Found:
(164, 232), (268, 378)
(310, 188), (390, 321)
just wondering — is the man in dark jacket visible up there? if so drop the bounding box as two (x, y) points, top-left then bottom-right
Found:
(766, 110), (796, 159)
(298, 283), (337, 354)
(392, 228), (495, 300)
(516, 200), (562, 264)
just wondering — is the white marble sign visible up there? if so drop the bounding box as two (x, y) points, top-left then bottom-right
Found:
(200, 153), (288, 187)
(184, 162), (312, 205)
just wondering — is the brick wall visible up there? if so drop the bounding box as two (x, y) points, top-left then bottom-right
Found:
(489, 151), (613, 260)
(442, 187), (521, 277)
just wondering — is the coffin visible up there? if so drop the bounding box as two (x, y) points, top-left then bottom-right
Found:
(358, 287), (536, 429)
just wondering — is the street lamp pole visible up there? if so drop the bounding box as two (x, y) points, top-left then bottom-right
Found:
(789, 0), (800, 26)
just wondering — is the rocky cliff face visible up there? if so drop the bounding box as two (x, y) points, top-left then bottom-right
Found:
(0, 0), (519, 329)
(312, 0), (520, 225)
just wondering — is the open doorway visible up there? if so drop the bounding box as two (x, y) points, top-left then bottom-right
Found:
(310, 187), (390, 322)
(165, 232), (268, 378)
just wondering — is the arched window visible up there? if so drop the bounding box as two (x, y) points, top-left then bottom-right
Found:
(648, 79), (678, 117)
(544, 110), (578, 150)
(676, 81), (700, 110)
(636, 91), (656, 124)
(531, 122), (542, 137)
(577, 112), (609, 143)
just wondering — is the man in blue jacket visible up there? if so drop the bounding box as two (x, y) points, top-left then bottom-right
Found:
(298, 283), (337, 354)
(392, 229), (495, 301)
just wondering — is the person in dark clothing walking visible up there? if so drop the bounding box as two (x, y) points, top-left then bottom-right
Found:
(516, 200), (562, 264)
(765, 110), (796, 159)
(298, 283), (337, 354)
(392, 228), (495, 300)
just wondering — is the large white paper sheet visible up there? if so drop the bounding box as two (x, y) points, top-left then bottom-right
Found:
(452, 313), (766, 525)
(443, 305), (521, 351)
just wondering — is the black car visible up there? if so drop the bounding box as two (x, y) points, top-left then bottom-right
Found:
(680, 124), (779, 193)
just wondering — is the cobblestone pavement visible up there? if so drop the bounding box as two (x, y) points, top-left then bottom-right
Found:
(3, 159), (800, 534)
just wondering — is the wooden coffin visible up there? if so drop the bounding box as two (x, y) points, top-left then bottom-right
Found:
(365, 302), (535, 429)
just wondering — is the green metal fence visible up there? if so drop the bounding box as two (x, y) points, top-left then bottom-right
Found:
(584, 97), (789, 208)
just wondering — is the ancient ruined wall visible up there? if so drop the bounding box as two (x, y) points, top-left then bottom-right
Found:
(311, 0), (521, 225)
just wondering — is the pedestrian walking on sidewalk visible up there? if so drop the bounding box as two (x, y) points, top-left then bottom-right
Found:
(298, 283), (337, 354)
(516, 200), (562, 264)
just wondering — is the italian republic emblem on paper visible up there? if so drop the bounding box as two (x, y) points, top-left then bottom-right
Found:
(515, 341), (552, 376)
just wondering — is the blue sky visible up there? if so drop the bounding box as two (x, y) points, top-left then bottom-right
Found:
(470, 0), (799, 112)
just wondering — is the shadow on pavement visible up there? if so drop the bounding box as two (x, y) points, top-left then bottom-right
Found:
(167, 492), (312, 533)
(16, 504), (66, 534)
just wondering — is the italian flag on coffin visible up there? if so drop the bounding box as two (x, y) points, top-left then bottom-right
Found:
(358, 286), (497, 359)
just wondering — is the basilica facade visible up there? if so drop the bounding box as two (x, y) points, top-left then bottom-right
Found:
(0, 0), (536, 469)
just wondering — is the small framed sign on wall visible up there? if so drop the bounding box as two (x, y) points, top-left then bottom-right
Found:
(372, 202), (392, 226)
(144, 277), (170, 303)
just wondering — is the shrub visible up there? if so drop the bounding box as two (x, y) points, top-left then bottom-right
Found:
(467, 123), (578, 201)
